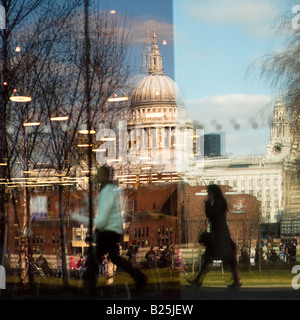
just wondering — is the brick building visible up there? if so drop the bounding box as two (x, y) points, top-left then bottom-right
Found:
(127, 184), (179, 248)
(127, 183), (260, 248)
(7, 189), (91, 256)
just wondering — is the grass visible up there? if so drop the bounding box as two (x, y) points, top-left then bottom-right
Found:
(185, 270), (294, 287)
(3, 265), (296, 299)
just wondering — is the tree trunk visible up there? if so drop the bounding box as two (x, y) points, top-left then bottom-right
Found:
(59, 183), (68, 288)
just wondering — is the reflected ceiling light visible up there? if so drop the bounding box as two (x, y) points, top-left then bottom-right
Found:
(77, 144), (92, 147)
(23, 121), (40, 127)
(108, 96), (128, 102)
(10, 88), (31, 102)
(50, 110), (69, 121)
(79, 129), (96, 134)
(51, 115), (69, 121)
(110, 10), (116, 14)
(108, 89), (128, 102)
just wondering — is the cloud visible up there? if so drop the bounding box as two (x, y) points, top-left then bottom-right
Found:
(183, 0), (280, 37)
(185, 93), (274, 155)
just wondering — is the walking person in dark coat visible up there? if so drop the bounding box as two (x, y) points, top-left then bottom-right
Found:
(188, 184), (242, 288)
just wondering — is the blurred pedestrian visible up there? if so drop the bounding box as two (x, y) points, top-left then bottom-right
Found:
(126, 240), (138, 266)
(56, 250), (62, 278)
(286, 240), (297, 263)
(175, 249), (187, 276)
(73, 165), (147, 291)
(94, 166), (147, 289)
(188, 184), (242, 288)
(77, 256), (84, 279)
(69, 257), (77, 279)
(145, 246), (156, 268)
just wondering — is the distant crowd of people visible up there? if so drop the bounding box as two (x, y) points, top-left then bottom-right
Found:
(238, 239), (297, 266)
(61, 241), (188, 284)
(127, 241), (188, 275)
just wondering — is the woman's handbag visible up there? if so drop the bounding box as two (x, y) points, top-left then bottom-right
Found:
(198, 218), (215, 247)
(198, 231), (215, 247)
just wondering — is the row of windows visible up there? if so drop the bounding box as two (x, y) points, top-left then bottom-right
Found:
(133, 227), (149, 238)
(31, 245), (62, 255)
(132, 236), (174, 248)
(133, 225), (173, 238)
(158, 225), (173, 235)
(31, 233), (60, 244)
(202, 177), (281, 188)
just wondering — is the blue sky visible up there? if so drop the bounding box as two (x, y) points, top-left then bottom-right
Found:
(97, 0), (290, 156)
(173, 0), (289, 156)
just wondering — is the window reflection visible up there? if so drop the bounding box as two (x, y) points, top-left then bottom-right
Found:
(1, 0), (300, 299)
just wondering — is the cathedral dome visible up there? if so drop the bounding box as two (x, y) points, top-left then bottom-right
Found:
(130, 28), (185, 109)
(130, 73), (185, 108)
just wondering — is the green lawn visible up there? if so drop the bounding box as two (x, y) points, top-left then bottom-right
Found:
(5, 265), (296, 291)
(184, 270), (294, 287)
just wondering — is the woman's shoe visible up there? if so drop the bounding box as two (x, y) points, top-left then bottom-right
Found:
(227, 281), (242, 289)
(187, 279), (202, 287)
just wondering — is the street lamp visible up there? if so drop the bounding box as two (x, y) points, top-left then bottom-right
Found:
(9, 88), (31, 102)
(107, 88), (129, 102)
(23, 120), (40, 127)
(9, 89), (32, 244)
(50, 110), (69, 122)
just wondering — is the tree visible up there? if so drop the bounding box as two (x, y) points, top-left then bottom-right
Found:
(257, 1), (300, 127)
(0, 0), (81, 281)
